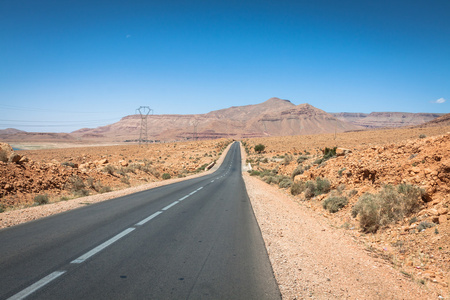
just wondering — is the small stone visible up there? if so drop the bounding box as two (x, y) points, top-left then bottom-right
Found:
(438, 207), (449, 215)
(438, 215), (447, 224)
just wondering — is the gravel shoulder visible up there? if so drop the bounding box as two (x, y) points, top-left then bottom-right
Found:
(241, 145), (439, 299)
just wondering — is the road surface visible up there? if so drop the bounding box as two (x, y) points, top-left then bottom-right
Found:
(0, 142), (281, 299)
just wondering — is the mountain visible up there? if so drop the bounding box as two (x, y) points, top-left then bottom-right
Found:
(415, 113), (450, 128)
(331, 112), (444, 128)
(71, 98), (363, 142)
(2, 98), (444, 144)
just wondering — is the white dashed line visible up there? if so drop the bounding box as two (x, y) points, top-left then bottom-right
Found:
(135, 211), (162, 226)
(162, 201), (179, 211)
(179, 195), (189, 201)
(71, 227), (135, 264)
(7, 271), (66, 300)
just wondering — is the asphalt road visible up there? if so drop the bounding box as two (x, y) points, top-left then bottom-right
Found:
(0, 142), (281, 300)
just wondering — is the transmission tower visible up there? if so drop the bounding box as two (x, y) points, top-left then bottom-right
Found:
(136, 106), (152, 146)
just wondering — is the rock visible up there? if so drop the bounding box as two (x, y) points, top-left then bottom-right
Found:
(411, 167), (421, 173)
(9, 153), (22, 163)
(432, 216), (440, 224)
(19, 156), (29, 163)
(438, 215), (448, 224)
(428, 208), (439, 216)
(120, 160), (128, 167)
(336, 148), (352, 156)
(438, 207), (449, 215)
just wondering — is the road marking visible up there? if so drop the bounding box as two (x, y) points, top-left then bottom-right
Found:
(7, 271), (66, 300)
(71, 227), (135, 264)
(211, 180), (214, 183)
(162, 201), (179, 211)
(135, 211), (162, 226)
(196, 187), (203, 191)
(189, 191), (197, 196)
(179, 195), (189, 201)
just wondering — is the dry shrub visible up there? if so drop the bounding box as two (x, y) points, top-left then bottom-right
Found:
(34, 194), (49, 205)
(323, 196), (348, 213)
(291, 181), (305, 196)
(352, 184), (423, 233)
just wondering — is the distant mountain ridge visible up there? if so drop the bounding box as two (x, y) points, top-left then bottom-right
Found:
(0, 98), (445, 143)
(70, 98), (363, 142)
(331, 112), (444, 129)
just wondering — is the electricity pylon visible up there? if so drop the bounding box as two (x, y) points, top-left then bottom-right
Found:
(136, 106), (152, 146)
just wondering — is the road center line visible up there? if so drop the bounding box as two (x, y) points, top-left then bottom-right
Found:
(71, 227), (135, 264)
(162, 201), (179, 211)
(135, 211), (162, 226)
(7, 271), (66, 300)
(178, 195), (189, 201)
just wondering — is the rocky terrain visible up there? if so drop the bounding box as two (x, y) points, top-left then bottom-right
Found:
(0, 139), (232, 210)
(243, 124), (450, 296)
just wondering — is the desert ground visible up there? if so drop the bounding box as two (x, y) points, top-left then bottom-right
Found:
(1, 125), (449, 298)
(243, 125), (450, 298)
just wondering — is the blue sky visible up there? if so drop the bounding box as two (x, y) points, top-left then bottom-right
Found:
(1, 0), (449, 132)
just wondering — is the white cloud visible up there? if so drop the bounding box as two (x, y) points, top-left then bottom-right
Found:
(431, 97), (446, 104)
(126, 34), (131, 38)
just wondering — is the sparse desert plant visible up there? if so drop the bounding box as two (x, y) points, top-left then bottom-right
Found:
(351, 193), (380, 233)
(102, 165), (116, 175)
(315, 177), (331, 196)
(348, 189), (358, 198)
(282, 154), (293, 165)
(249, 170), (261, 176)
(291, 181), (305, 196)
(254, 144), (265, 153)
(297, 155), (308, 164)
(61, 161), (76, 168)
(323, 196), (348, 213)
(291, 166), (303, 180)
(162, 173), (171, 180)
(99, 186), (112, 193)
(338, 168), (346, 177)
(352, 184), (423, 233)
(417, 221), (434, 232)
(419, 134), (426, 139)
(34, 194), (49, 205)
(120, 176), (130, 185)
(279, 177), (293, 189)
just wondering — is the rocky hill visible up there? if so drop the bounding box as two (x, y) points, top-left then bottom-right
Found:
(332, 112), (443, 128)
(71, 98), (363, 142)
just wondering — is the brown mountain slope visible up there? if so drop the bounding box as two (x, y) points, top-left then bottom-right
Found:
(71, 98), (362, 141)
(416, 113), (450, 127)
(248, 103), (362, 136)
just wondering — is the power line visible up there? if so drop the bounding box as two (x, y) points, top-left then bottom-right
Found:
(136, 106), (152, 146)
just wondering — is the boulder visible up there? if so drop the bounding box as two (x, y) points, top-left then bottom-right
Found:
(0, 142), (22, 163)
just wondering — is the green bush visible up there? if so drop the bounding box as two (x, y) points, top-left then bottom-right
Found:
(323, 196), (348, 213)
(254, 144), (265, 153)
(162, 173), (171, 180)
(323, 147), (337, 160)
(99, 186), (112, 193)
(34, 194), (49, 205)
